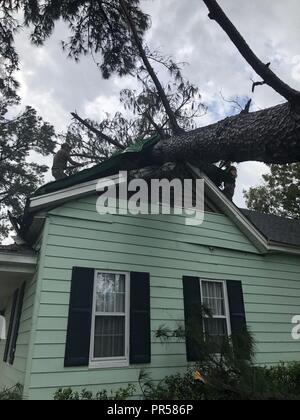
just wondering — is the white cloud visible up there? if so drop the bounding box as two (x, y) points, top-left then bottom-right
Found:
(84, 95), (122, 121)
(292, 55), (300, 81)
(234, 162), (270, 207)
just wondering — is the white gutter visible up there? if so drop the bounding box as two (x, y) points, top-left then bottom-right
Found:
(0, 252), (37, 273)
(29, 174), (122, 212)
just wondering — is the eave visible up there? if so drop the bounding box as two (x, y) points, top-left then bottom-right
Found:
(0, 251), (37, 312)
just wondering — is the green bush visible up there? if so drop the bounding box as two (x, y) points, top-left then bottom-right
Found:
(139, 363), (300, 400)
(0, 384), (22, 400)
(53, 384), (136, 400)
(53, 362), (300, 401)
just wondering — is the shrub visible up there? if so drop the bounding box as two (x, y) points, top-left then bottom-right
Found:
(53, 384), (136, 400)
(0, 384), (22, 400)
(139, 363), (300, 400)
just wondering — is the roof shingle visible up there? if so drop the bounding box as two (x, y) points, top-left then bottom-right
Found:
(241, 209), (300, 247)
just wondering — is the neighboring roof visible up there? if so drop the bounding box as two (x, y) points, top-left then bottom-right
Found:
(241, 209), (300, 247)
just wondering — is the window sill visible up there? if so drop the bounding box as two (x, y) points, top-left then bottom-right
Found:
(89, 359), (129, 369)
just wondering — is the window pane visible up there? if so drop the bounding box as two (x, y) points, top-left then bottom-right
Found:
(202, 281), (225, 316)
(95, 273), (125, 313)
(94, 316), (125, 358)
(204, 318), (228, 347)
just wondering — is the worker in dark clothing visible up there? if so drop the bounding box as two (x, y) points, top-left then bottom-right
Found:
(52, 143), (80, 180)
(223, 164), (237, 201)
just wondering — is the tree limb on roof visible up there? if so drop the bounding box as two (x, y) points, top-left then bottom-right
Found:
(151, 102), (300, 165)
(71, 112), (126, 150)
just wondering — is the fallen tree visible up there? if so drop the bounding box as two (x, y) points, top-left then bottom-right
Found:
(72, 0), (300, 166)
(150, 0), (300, 165)
(151, 102), (300, 165)
(3, 1), (300, 167)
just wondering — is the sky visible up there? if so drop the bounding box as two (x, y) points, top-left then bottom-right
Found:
(12, 0), (300, 208)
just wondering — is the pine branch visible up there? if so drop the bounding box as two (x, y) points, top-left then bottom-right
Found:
(71, 112), (125, 150)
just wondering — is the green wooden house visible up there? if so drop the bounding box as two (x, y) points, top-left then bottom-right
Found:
(1, 142), (300, 400)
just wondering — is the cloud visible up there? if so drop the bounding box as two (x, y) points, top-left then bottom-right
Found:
(292, 55), (300, 81)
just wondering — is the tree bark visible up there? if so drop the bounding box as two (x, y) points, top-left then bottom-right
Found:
(151, 102), (300, 164)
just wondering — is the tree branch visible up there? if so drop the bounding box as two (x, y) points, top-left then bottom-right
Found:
(71, 112), (125, 150)
(119, 0), (184, 135)
(240, 99), (252, 114)
(202, 0), (300, 105)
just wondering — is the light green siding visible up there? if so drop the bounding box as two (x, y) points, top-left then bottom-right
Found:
(23, 195), (300, 399)
(0, 273), (38, 390)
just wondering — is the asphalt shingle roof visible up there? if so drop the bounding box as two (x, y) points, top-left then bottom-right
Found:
(241, 209), (300, 247)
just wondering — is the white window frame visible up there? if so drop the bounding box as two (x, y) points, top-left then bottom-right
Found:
(89, 270), (130, 369)
(199, 279), (232, 339)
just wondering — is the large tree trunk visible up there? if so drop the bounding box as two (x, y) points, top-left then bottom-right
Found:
(151, 102), (300, 164)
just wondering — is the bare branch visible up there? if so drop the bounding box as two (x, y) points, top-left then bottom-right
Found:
(202, 0), (300, 105)
(71, 112), (125, 150)
(219, 91), (243, 111)
(251, 79), (266, 93)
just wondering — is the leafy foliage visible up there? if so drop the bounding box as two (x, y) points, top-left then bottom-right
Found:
(67, 54), (205, 165)
(53, 384), (136, 400)
(0, 384), (22, 400)
(0, 106), (56, 239)
(0, 1), (20, 105)
(138, 363), (300, 400)
(244, 164), (300, 218)
(144, 306), (300, 400)
(0, 5), (56, 240)
(3, 0), (150, 80)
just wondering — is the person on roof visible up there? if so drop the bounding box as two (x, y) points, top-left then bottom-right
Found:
(52, 143), (80, 180)
(223, 163), (237, 201)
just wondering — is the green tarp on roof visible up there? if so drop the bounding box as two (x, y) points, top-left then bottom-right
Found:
(34, 136), (160, 197)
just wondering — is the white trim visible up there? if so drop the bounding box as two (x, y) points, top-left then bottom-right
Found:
(89, 270), (130, 369)
(267, 242), (300, 256)
(29, 174), (122, 212)
(0, 253), (37, 276)
(0, 253), (36, 266)
(200, 278), (232, 339)
(223, 281), (232, 338)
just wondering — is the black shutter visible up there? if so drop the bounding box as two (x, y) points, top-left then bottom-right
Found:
(3, 289), (18, 363)
(9, 282), (26, 365)
(64, 267), (95, 367)
(226, 281), (247, 334)
(182, 276), (202, 362)
(227, 280), (249, 358)
(130, 272), (150, 364)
